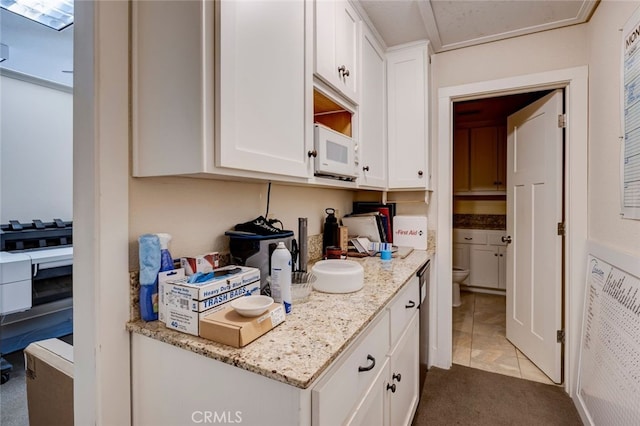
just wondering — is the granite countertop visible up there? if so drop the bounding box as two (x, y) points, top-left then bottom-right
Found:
(127, 248), (433, 390)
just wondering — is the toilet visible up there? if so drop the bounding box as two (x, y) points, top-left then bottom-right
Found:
(452, 268), (469, 307)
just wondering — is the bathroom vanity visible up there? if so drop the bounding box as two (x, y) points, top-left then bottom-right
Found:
(453, 228), (508, 291)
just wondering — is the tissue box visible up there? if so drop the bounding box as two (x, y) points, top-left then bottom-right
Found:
(163, 266), (260, 335)
(180, 252), (220, 276)
(393, 215), (428, 250)
(199, 303), (286, 347)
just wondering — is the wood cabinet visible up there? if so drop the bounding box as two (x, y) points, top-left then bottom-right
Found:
(386, 43), (430, 190)
(453, 229), (507, 290)
(453, 125), (506, 194)
(315, 0), (360, 103)
(132, 0), (312, 179)
(357, 26), (387, 189)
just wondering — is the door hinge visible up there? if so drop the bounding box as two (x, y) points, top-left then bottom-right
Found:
(557, 222), (565, 236)
(557, 329), (565, 344)
(558, 114), (567, 128)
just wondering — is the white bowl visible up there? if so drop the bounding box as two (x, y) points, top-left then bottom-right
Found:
(311, 259), (364, 294)
(230, 295), (274, 317)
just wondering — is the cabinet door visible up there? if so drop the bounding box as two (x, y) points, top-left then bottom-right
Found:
(469, 245), (500, 288)
(469, 126), (499, 191)
(388, 313), (420, 426)
(335, 1), (359, 101)
(387, 45), (429, 189)
(132, 0), (212, 176)
(315, 0), (359, 103)
(452, 243), (470, 285)
(453, 128), (470, 192)
(498, 246), (507, 290)
(346, 359), (390, 426)
(217, 0), (310, 178)
(358, 27), (386, 189)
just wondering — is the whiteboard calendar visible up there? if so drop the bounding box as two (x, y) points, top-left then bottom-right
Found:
(622, 6), (640, 219)
(576, 242), (640, 425)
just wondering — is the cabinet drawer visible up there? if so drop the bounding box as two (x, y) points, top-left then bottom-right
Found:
(312, 310), (390, 426)
(388, 276), (420, 348)
(453, 229), (487, 244)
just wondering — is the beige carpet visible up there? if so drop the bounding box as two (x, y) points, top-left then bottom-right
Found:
(413, 365), (583, 426)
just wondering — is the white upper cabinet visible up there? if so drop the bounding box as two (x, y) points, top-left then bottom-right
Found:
(386, 43), (430, 190)
(132, 0), (312, 180)
(315, 0), (361, 104)
(358, 26), (386, 189)
(132, 0), (212, 177)
(217, 0), (311, 178)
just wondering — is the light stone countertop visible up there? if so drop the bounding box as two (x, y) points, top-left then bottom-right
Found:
(127, 248), (434, 389)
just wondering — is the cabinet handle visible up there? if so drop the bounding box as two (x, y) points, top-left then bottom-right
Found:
(494, 253), (498, 257)
(337, 65), (351, 78)
(500, 254), (504, 257)
(362, 166), (370, 172)
(418, 170), (424, 177)
(464, 237), (472, 240)
(501, 236), (512, 244)
(386, 383), (396, 393)
(393, 373), (402, 382)
(307, 150), (317, 158)
(405, 300), (416, 309)
(358, 354), (376, 372)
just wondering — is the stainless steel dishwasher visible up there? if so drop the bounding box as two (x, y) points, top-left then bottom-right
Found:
(417, 260), (430, 391)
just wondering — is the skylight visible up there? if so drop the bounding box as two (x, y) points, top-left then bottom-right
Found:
(1, 0), (73, 31)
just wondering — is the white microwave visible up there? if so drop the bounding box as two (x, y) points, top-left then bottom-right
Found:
(313, 124), (358, 180)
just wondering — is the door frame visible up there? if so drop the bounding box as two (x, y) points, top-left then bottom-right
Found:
(433, 66), (588, 397)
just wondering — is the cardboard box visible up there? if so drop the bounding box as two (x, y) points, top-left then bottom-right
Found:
(164, 266), (261, 335)
(199, 303), (286, 347)
(393, 215), (428, 250)
(25, 338), (74, 426)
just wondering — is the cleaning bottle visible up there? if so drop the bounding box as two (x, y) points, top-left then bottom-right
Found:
(270, 242), (292, 314)
(322, 208), (339, 255)
(156, 233), (175, 272)
(138, 234), (161, 321)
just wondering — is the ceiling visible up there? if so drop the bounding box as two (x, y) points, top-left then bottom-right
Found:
(358, 0), (600, 52)
(0, 1), (600, 86)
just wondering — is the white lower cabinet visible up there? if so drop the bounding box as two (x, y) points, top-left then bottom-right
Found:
(132, 278), (422, 426)
(388, 313), (420, 426)
(346, 359), (390, 426)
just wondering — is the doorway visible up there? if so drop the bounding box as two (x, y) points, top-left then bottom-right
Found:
(433, 66), (588, 396)
(451, 91), (556, 383)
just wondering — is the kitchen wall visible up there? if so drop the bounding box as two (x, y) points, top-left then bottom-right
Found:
(587, 1), (640, 256)
(0, 74), (73, 223)
(128, 177), (355, 270)
(432, 0), (640, 257)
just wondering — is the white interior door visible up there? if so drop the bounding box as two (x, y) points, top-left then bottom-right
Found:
(505, 90), (563, 383)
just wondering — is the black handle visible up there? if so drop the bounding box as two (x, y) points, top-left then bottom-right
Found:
(386, 383), (396, 393)
(418, 170), (424, 177)
(393, 373), (402, 382)
(362, 166), (370, 172)
(464, 237), (472, 240)
(308, 150), (317, 158)
(501, 236), (512, 244)
(358, 354), (376, 372)
(405, 300), (416, 309)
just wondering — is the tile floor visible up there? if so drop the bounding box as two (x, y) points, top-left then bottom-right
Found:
(452, 291), (554, 385)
